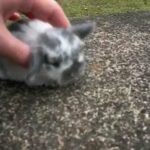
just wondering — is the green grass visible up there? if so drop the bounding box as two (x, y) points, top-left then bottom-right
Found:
(61, 0), (150, 17)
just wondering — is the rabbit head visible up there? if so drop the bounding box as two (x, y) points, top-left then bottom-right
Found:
(9, 20), (95, 86)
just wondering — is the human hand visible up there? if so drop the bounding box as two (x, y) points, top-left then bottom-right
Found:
(0, 0), (70, 66)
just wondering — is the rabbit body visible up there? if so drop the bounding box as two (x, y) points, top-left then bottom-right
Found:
(0, 19), (94, 86)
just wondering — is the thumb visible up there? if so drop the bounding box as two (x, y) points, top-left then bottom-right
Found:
(0, 19), (31, 67)
(25, 0), (70, 28)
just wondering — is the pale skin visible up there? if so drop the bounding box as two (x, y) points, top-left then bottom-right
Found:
(0, 0), (70, 67)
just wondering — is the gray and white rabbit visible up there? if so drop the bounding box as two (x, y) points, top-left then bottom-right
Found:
(0, 19), (95, 87)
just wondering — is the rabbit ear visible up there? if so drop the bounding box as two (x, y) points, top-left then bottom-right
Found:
(69, 22), (96, 39)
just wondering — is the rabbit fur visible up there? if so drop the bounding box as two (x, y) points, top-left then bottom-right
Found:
(0, 19), (95, 86)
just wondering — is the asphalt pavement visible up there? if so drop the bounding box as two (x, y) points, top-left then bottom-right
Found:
(0, 11), (150, 150)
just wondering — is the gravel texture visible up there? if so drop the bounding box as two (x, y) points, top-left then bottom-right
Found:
(0, 12), (150, 150)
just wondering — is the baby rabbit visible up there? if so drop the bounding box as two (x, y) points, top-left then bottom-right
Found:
(0, 19), (95, 87)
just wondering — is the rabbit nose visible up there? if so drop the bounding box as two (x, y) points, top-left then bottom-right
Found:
(62, 60), (85, 82)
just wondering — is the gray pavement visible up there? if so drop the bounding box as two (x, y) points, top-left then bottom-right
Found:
(0, 12), (150, 150)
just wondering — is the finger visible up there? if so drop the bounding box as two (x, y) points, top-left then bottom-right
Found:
(24, 0), (70, 27)
(47, 1), (70, 27)
(8, 12), (21, 21)
(0, 19), (30, 67)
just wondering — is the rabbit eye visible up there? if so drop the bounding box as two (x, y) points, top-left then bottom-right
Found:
(44, 55), (50, 64)
(44, 54), (61, 68)
(51, 56), (63, 68)
(51, 61), (60, 68)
